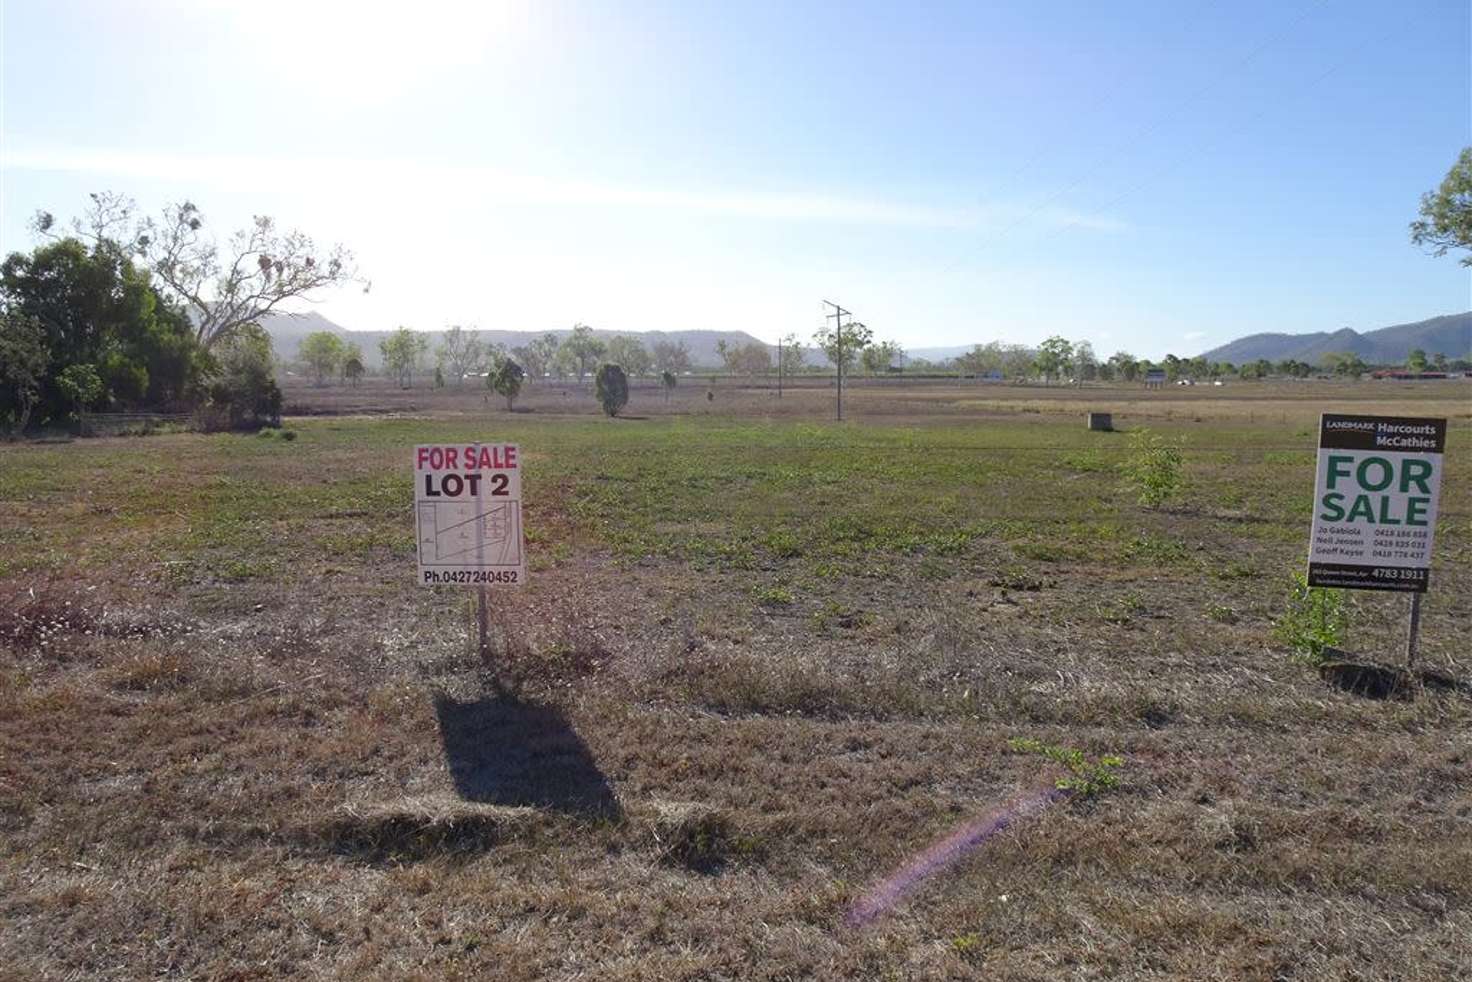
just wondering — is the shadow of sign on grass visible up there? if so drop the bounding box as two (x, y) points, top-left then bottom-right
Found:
(434, 694), (621, 820)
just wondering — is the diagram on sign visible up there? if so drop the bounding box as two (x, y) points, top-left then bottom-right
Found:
(416, 499), (523, 567)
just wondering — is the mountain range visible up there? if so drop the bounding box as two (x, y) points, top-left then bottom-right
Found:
(1199, 312), (1470, 365)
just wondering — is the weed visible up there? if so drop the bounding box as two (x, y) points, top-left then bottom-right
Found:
(1125, 534), (1188, 564)
(1099, 594), (1145, 624)
(1273, 571), (1349, 664)
(763, 528), (802, 558)
(752, 582), (795, 607)
(1121, 429), (1186, 508)
(1008, 737), (1123, 796)
(1206, 603), (1239, 624)
(988, 564), (1043, 591)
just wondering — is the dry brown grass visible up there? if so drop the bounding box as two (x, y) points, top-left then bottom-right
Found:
(2, 381), (1469, 979)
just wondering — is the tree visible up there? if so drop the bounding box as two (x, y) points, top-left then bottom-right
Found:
(1433, 352), (1448, 371)
(1108, 350), (1139, 382)
(204, 323), (281, 430)
(299, 331), (345, 385)
(56, 363), (104, 423)
(560, 323), (606, 381)
(515, 332), (559, 382)
(605, 335), (653, 377)
(813, 319), (873, 374)
(1, 237), (202, 421)
(1320, 351), (1367, 377)
(723, 341), (772, 378)
(777, 333), (804, 377)
(661, 369), (677, 402)
(38, 193), (363, 351)
(1407, 348), (1429, 373)
(436, 325), (485, 384)
(1074, 341), (1098, 381)
(0, 311), (49, 436)
(1409, 147), (1472, 266)
(342, 351), (365, 387)
(1034, 336), (1074, 383)
(652, 339), (692, 375)
(380, 327), (429, 388)
(595, 363), (629, 417)
(861, 340), (904, 375)
(490, 358), (524, 410)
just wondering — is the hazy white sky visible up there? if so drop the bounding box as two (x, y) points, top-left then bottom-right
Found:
(2, 0), (1468, 356)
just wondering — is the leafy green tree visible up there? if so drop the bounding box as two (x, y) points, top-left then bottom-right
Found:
(776, 333), (804, 377)
(560, 323), (606, 381)
(342, 351), (365, 387)
(0, 311), (50, 436)
(1034, 335), (1074, 383)
(1108, 351), (1139, 382)
(605, 335), (653, 376)
(436, 325), (484, 384)
(380, 327), (429, 388)
(861, 340), (904, 374)
(813, 319), (873, 374)
(1320, 351), (1367, 377)
(56, 364), (104, 424)
(651, 338), (692, 375)
(1410, 147), (1472, 266)
(299, 330), (345, 385)
(490, 358), (524, 410)
(1, 237), (202, 420)
(204, 324), (281, 430)
(595, 363), (629, 417)
(1074, 341), (1098, 381)
(1432, 352), (1448, 371)
(1407, 348), (1429, 373)
(520, 331), (561, 381)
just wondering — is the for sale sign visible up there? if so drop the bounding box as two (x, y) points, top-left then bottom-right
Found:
(414, 443), (526, 586)
(1307, 414), (1446, 592)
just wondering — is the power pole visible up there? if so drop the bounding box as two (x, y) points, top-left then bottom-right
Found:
(822, 300), (851, 421)
(776, 336), (783, 399)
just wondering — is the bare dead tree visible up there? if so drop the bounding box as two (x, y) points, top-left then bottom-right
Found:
(33, 192), (365, 351)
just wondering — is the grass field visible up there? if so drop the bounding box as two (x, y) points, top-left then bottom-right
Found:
(2, 380), (1470, 979)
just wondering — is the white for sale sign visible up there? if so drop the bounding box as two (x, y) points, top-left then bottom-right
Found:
(414, 443), (526, 586)
(1307, 414), (1446, 592)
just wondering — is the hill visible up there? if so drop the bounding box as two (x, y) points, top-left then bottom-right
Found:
(1201, 312), (1471, 365)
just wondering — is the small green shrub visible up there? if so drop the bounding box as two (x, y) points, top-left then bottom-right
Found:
(1273, 571), (1348, 663)
(1206, 603), (1238, 624)
(595, 363), (629, 417)
(1121, 429), (1185, 508)
(751, 583), (795, 607)
(1008, 737), (1123, 796)
(278, 429), (298, 442)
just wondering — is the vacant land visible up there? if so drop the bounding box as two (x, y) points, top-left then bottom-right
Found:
(2, 380), (1469, 979)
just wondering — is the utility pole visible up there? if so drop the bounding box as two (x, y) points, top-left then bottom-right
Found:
(776, 336), (783, 399)
(822, 300), (851, 421)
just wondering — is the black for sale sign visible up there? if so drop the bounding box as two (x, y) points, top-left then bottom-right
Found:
(1307, 414), (1446, 592)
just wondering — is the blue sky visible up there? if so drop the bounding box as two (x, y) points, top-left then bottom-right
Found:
(2, 0), (1468, 357)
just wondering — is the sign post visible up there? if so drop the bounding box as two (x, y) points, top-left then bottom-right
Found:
(1307, 414), (1446, 667)
(415, 442), (527, 666)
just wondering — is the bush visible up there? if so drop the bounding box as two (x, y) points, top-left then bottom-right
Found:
(1274, 571), (1348, 663)
(1121, 429), (1185, 507)
(491, 358), (525, 410)
(595, 363), (629, 417)
(1008, 737), (1123, 796)
(200, 325), (282, 431)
